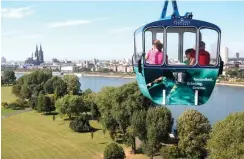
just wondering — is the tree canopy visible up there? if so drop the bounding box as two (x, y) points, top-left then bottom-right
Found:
(103, 142), (125, 159)
(177, 109), (211, 158)
(2, 69), (16, 85)
(55, 95), (85, 119)
(143, 107), (172, 159)
(207, 112), (244, 159)
(63, 75), (81, 95)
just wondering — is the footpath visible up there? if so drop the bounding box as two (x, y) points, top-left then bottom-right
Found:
(1, 108), (32, 119)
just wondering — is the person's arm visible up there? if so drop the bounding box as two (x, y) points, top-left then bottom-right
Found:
(145, 53), (149, 60)
(189, 50), (196, 65)
(145, 50), (151, 60)
(189, 58), (195, 65)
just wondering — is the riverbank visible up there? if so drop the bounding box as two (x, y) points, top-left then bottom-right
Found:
(14, 71), (244, 87)
(82, 73), (135, 79)
(15, 71), (136, 79)
(216, 82), (244, 87)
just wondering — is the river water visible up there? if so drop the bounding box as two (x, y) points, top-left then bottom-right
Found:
(15, 73), (244, 126)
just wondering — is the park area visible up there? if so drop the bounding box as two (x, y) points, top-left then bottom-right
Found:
(1, 86), (147, 159)
(1, 69), (244, 159)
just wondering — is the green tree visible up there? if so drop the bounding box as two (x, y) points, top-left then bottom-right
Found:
(37, 93), (55, 113)
(96, 87), (119, 139)
(37, 91), (45, 113)
(12, 84), (22, 97)
(24, 70), (52, 85)
(63, 75), (81, 95)
(177, 109), (211, 158)
(125, 126), (136, 154)
(28, 96), (37, 109)
(96, 82), (153, 142)
(90, 102), (100, 119)
(20, 84), (31, 99)
(131, 110), (147, 141)
(103, 143), (125, 159)
(143, 107), (172, 159)
(44, 79), (54, 94)
(160, 145), (182, 159)
(207, 112), (244, 159)
(46, 94), (56, 108)
(142, 126), (157, 159)
(15, 99), (28, 108)
(69, 114), (91, 132)
(69, 95), (86, 115)
(112, 82), (152, 135)
(127, 110), (147, 154)
(12, 70), (52, 100)
(2, 69), (16, 85)
(55, 95), (85, 119)
(82, 88), (93, 95)
(53, 78), (67, 97)
(82, 92), (100, 119)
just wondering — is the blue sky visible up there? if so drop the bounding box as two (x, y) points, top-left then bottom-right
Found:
(2, 1), (244, 61)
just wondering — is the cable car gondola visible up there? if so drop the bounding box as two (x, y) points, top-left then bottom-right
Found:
(132, 0), (224, 106)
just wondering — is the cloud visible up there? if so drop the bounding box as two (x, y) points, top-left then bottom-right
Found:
(21, 34), (44, 39)
(109, 27), (137, 33)
(2, 30), (22, 36)
(47, 20), (91, 28)
(1, 6), (34, 19)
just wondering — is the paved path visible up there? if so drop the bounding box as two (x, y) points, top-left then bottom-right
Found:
(2, 108), (32, 119)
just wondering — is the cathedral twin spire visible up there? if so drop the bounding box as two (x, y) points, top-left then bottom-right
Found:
(34, 44), (44, 63)
(25, 44), (44, 65)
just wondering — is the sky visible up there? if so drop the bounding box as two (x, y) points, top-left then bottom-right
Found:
(1, 1), (244, 61)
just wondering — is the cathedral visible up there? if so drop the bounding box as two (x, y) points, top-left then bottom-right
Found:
(25, 44), (44, 65)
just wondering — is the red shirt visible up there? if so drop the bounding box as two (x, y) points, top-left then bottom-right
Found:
(189, 49), (210, 66)
(199, 49), (210, 66)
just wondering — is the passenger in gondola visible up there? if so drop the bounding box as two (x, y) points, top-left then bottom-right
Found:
(199, 41), (210, 65)
(145, 40), (164, 65)
(188, 41), (210, 66)
(184, 48), (195, 65)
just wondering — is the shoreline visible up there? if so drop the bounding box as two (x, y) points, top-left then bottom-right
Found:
(81, 74), (135, 79)
(14, 71), (136, 79)
(216, 83), (244, 87)
(14, 71), (244, 87)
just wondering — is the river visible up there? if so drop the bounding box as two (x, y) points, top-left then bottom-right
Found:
(15, 73), (244, 126)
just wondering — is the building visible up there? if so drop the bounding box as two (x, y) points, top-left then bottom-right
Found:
(109, 65), (117, 72)
(126, 65), (134, 73)
(221, 47), (229, 65)
(1, 63), (19, 69)
(236, 52), (240, 59)
(1, 57), (6, 63)
(116, 65), (126, 72)
(60, 66), (79, 73)
(25, 44), (44, 65)
(52, 58), (59, 63)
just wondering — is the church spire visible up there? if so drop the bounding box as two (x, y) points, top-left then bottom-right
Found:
(38, 44), (44, 64)
(36, 44), (38, 52)
(40, 44), (42, 51)
(35, 44), (39, 61)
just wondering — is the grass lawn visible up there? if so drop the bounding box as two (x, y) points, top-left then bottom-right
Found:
(1, 86), (149, 159)
(1, 107), (16, 116)
(1, 86), (19, 116)
(1, 86), (18, 103)
(2, 112), (148, 159)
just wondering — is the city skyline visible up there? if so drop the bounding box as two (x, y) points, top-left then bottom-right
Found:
(2, 1), (244, 61)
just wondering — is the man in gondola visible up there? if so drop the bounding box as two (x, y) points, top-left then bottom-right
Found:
(189, 41), (210, 66)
